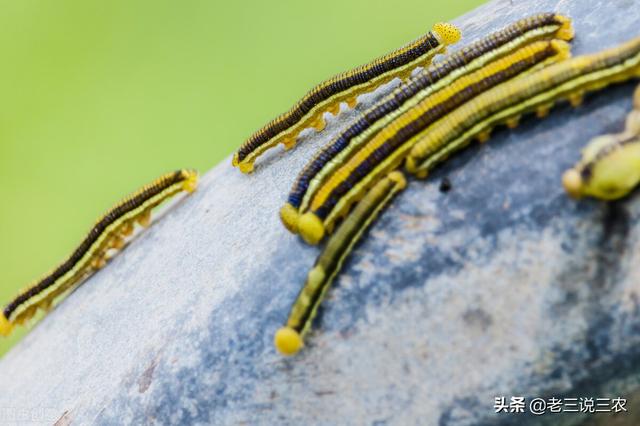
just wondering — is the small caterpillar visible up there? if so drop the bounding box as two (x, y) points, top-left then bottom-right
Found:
(274, 171), (406, 356)
(298, 39), (572, 244)
(563, 84), (640, 200)
(0, 169), (199, 337)
(280, 13), (573, 234)
(405, 35), (640, 178)
(232, 22), (462, 174)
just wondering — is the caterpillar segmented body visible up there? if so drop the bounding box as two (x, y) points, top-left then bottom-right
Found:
(297, 38), (572, 244)
(281, 13), (573, 235)
(405, 35), (640, 179)
(274, 171), (406, 356)
(563, 84), (640, 200)
(0, 169), (199, 337)
(232, 22), (462, 174)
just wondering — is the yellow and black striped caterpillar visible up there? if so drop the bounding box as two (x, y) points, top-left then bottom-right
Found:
(405, 35), (640, 177)
(563, 84), (640, 200)
(275, 171), (406, 356)
(232, 22), (461, 174)
(0, 170), (198, 337)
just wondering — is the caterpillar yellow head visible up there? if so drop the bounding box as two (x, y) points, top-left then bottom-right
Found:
(238, 160), (255, 174)
(280, 203), (300, 234)
(432, 22), (461, 46)
(181, 170), (199, 193)
(564, 135), (640, 200)
(0, 313), (13, 337)
(562, 168), (584, 199)
(555, 15), (575, 41)
(299, 212), (325, 245)
(274, 327), (304, 356)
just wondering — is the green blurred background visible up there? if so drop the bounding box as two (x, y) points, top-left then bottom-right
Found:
(0, 0), (486, 356)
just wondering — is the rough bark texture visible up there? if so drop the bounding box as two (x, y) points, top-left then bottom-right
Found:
(2, 1), (640, 425)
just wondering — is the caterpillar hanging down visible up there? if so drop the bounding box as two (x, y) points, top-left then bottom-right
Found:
(563, 84), (640, 200)
(232, 22), (462, 174)
(297, 38), (572, 244)
(281, 13), (573, 236)
(404, 36), (640, 179)
(0, 169), (199, 337)
(275, 171), (406, 356)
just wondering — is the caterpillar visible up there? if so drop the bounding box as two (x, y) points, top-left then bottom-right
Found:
(0, 169), (199, 337)
(563, 84), (640, 200)
(274, 171), (406, 356)
(232, 22), (462, 174)
(281, 13), (573, 235)
(404, 36), (640, 180)
(297, 38), (572, 244)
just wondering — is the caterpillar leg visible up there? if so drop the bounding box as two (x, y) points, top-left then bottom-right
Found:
(327, 103), (341, 116)
(110, 235), (125, 250)
(346, 96), (358, 109)
(14, 306), (37, 326)
(310, 116), (326, 132)
(281, 136), (297, 151)
(275, 171), (406, 356)
(477, 130), (492, 143)
(91, 253), (107, 270)
(506, 116), (521, 129)
(137, 209), (152, 228)
(569, 92), (584, 107)
(120, 221), (134, 237)
(536, 103), (554, 118)
(39, 299), (54, 313)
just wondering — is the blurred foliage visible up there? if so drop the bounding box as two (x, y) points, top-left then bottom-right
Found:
(0, 0), (486, 356)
